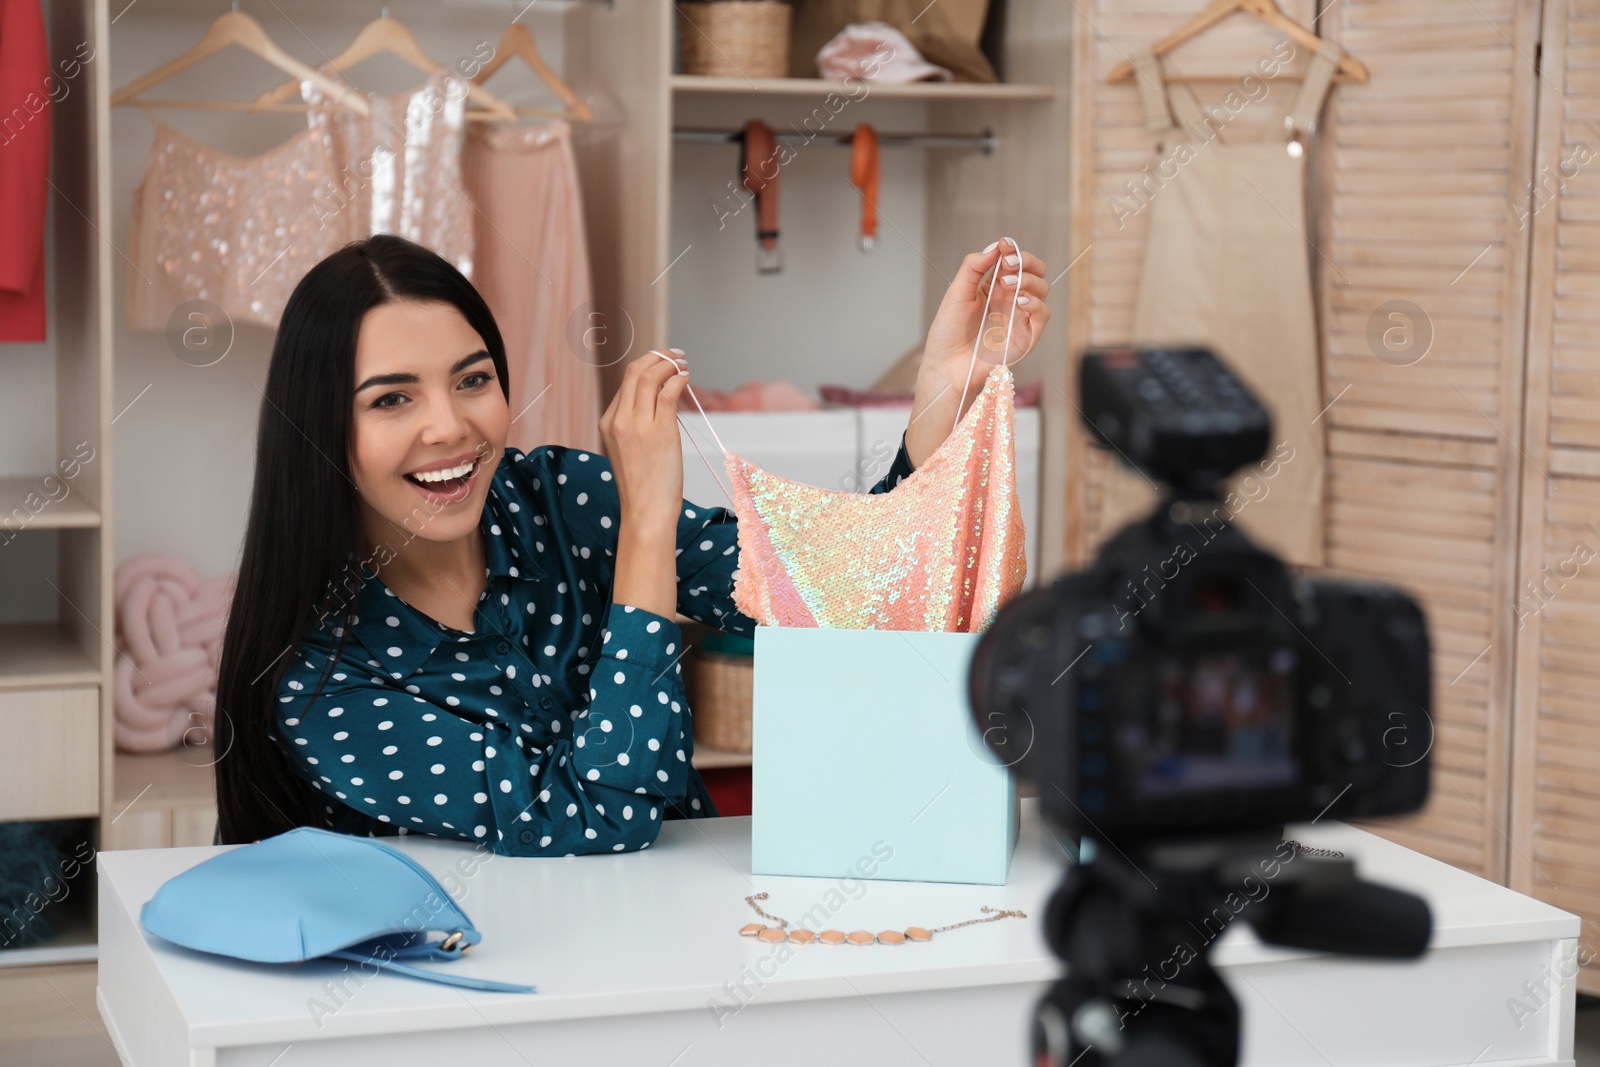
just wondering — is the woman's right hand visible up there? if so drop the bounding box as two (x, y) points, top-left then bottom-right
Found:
(600, 347), (690, 543)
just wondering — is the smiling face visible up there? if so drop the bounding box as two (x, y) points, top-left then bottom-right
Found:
(349, 299), (509, 551)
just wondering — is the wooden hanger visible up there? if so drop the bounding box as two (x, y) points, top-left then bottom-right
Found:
(252, 14), (517, 122)
(1106, 0), (1369, 84)
(469, 23), (592, 123)
(111, 10), (371, 115)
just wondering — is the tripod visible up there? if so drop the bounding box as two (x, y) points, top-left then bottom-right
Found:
(1032, 831), (1432, 1067)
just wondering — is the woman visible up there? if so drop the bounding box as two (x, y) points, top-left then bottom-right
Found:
(214, 234), (1051, 855)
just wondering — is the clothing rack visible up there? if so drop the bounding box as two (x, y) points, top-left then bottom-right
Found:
(672, 127), (997, 156)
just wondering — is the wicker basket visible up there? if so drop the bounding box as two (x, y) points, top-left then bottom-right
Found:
(688, 647), (754, 753)
(678, 1), (792, 80)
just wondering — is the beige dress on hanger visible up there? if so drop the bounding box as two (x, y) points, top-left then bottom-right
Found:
(461, 119), (601, 455)
(1097, 41), (1343, 568)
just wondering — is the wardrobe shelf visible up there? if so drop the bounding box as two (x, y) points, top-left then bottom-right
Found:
(691, 745), (751, 770)
(0, 907), (97, 969)
(0, 476), (99, 531)
(670, 75), (1056, 101)
(0, 623), (100, 693)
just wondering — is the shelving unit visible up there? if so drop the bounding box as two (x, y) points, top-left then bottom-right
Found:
(685, 746), (751, 771)
(0, 0), (112, 969)
(670, 74), (1056, 101)
(0, 477), (100, 530)
(628, 0), (1073, 559)
(107, 749), (222, 851)
(0, 624), (101, 692)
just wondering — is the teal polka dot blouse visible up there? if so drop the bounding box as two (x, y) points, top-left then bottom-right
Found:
(273, 440), (915, 856)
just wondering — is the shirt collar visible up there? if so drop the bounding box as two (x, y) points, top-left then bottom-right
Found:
(344, 465), (542, 678)
(346, 574), (454, 681)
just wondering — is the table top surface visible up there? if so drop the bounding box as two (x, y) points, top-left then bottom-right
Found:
(97, 800), (1579, 1049)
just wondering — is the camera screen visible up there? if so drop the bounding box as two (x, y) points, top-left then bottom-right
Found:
(1117, 647), (1300, 798)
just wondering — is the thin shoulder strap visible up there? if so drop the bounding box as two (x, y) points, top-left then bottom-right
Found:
(951, 235), (1026, 437)
(1282, 39), (1344, 142)
(659, 351), (738, 507)
(1132, 46), (1212, 144)
(1132, 47), (1171, 132)
(326, 947), (537, 994)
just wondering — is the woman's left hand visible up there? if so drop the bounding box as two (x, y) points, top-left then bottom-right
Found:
(921, 238), (1052, 387)
(901, 239), (1051, 469)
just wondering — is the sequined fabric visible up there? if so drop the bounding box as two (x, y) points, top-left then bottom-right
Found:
(125, 124), (343, 330)
(726, 365), (1027, 632)
(301, 67), (476, 278)
(125, 69), (476, 331)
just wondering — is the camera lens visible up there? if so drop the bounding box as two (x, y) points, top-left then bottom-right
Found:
(968, 584), (1057, 770)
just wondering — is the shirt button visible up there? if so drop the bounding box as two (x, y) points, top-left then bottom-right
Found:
(496, 640), (511, 655)
(541, 697), (553, 710)
(519, 829), (536, 844)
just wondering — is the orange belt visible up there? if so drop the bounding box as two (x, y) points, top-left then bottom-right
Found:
(849, 124), (879, 252)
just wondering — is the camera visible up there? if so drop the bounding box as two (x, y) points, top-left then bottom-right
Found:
(967, 347), (1434, 1067)
(970, 345), (1431, 841)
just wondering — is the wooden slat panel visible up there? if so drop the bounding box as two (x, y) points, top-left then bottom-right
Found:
(1329, 500), (1496, 540)
(1541, 643), (1600, 678)
(1327, 428), (1500, 466)
(1315, 0), (1535, 885)
(1342, 24), (1516, 51)
(1512, 0), (1600, 989)
(1345, 0), (1515, 26)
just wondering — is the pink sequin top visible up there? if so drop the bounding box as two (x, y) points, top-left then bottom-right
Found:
(726, 365), (1028, 633)
(124, 68), (476, 332)
(125, 123), (344, 330)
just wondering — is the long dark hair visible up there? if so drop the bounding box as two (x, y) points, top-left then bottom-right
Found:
(214, 235), (510, 845)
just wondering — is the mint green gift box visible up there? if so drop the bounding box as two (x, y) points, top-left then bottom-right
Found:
(749, 625), (1020, 885)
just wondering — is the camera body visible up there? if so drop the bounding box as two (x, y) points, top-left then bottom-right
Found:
(970, 346), (1432, 844)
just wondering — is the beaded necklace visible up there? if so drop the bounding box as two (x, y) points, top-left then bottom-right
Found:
(738, 892), (1027, 946)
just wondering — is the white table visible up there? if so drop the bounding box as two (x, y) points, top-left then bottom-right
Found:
(97, 800), (1580, 1067)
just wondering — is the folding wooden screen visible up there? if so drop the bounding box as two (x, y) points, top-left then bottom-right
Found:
(1066, 0), (1541, 891)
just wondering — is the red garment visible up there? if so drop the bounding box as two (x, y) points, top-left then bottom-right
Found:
(0, 0), (50, 342)
(699, 767), (752, 818)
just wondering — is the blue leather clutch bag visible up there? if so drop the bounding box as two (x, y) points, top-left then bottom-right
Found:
(140, 826), (535, 994)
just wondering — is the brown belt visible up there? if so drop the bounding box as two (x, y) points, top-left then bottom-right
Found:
(741, 120), (781, 272)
